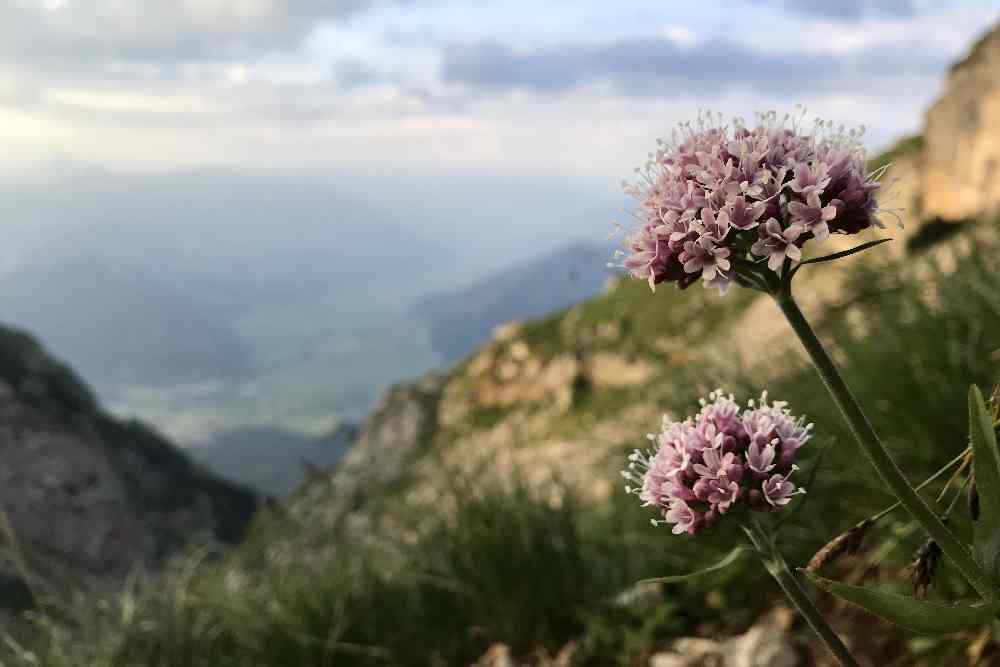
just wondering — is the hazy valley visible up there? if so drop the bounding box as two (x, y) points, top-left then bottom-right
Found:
(0, 171), (619, 493)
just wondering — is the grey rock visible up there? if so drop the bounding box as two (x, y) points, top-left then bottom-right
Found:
(0, 325), (259, 615)
(277, 371), (448, 553)
(326, 371), (447, 511)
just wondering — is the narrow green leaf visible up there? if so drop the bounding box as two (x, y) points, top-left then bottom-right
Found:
(790, 238), (893, 277)
(640, 546), (747, 584)
(969, 385), (1000, 582)
(802, 570), (996, 634)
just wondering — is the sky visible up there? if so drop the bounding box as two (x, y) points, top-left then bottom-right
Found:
(0, 0), (997, 442)
(0, 0), (998, 266)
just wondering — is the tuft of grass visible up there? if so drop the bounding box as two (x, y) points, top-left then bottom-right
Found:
(519, 277), (758, 361)
(464, 404), (513, 431)
(2, 473), (752, 667)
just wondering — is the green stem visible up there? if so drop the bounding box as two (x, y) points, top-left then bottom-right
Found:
(774, 292), (998, 603)
(745, 523), (860, 667)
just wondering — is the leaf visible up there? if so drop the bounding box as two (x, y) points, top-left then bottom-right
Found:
(969, 385), (1000, 583)
(802, 570), (996, 634)
(640, 546), (747, 584)
(790, 238), (893, 277)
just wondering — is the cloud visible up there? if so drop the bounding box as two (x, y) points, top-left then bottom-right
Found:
(441, 34), (946, 96)
(0, 0), (383, 73)
(0, 0), (431, 127)
(0, 0), (992, 179)
(782, 0), (919, 21)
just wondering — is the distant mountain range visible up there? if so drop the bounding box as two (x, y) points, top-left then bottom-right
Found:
(0, 164), (624, 449)
(191, 423), (357, 496)
(0, 258), (251, 385)
(20, 174), (451, 320)
(0, 167), (620, 493)
(164, 242), (615, 495)
(410, 242), (616, 363)
(0, 175), (454, 438)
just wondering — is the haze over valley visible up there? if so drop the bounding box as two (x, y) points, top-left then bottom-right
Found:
(0, 168), (620, 468)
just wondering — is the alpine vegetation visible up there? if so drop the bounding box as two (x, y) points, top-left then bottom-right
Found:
(616, 109), (884, 295)
(622, 390), (810, 535)
(622, 389), (859, 665)
(616, 108), (1000, 667)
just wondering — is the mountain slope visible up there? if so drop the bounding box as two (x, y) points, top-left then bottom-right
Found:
(0, 325), (259, 617)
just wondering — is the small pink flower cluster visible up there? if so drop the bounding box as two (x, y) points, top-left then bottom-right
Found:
(617, 110), (884, 295)
(623, 390), (811, 535)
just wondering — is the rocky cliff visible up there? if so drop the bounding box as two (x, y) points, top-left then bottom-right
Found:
(923, 25), (1000, 220)
(880, 22), (1000, 227)
(0, 325), (258, 617)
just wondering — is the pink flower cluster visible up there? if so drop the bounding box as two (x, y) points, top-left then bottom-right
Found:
(622, 390), (811, 535)
(617, 110), (884, 295)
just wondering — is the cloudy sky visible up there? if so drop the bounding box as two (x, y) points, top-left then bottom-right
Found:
(0, 0), (998, 267)
(0, 0), (996, 439)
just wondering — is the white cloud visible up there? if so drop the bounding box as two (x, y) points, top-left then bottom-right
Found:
(656, 23), (700, 47)
(0, 0), (992, 180)
(753, 4), (998, 56)
(0, 72), (936, 181)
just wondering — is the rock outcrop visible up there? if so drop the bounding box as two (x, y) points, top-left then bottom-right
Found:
(0, 325), (258, 617)
(293, 371), (447, 522)
(923, 24), (1000, 221)
(879, 22), (1000, 228)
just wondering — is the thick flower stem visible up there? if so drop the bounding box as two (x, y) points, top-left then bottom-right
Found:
(745, 523), (860, 667)
(774, 292), (998, 603)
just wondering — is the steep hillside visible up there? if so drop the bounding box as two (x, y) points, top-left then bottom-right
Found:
(287, 277), (760, 554)
(252, 208), (1000, 665)
(0, 325), (258, 618)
